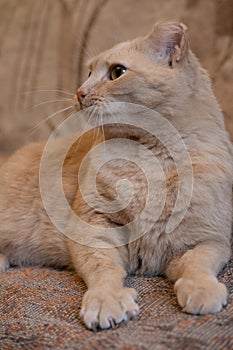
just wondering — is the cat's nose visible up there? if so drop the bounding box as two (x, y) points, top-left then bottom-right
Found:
(76, 87), (87, 103)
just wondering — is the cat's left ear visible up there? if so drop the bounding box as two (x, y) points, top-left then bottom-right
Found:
(146, 22), (189, 67)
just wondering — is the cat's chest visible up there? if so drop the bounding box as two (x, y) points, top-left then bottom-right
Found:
(84, 143), (179, 275)
(127, 230), (172, 275)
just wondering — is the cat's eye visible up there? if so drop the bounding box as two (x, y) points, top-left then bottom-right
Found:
(109, 65), (127, 80)
(88, 71), (91, 77)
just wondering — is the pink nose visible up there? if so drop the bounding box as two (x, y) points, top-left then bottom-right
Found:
(77, 87), (87, 103)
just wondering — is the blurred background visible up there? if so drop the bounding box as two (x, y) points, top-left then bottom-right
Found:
(0, 0), (232, 156)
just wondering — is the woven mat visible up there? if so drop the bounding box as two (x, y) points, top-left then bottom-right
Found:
(0, 255), (232, 350)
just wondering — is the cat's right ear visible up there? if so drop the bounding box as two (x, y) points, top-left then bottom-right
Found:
(146, 22), (189, 67)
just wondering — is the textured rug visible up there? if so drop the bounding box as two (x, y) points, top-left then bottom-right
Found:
(0, 253), (233, 350)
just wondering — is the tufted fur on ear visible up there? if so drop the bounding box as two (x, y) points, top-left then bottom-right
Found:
(146, 22), (189, 67)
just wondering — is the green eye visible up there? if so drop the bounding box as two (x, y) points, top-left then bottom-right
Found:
(109, 65), (127, 80)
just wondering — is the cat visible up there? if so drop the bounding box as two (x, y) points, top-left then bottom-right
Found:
(0, 22), (232, 331)
(0, 152), (6, 167)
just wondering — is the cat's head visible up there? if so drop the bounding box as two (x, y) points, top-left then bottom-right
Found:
(74, 21), (203, 117)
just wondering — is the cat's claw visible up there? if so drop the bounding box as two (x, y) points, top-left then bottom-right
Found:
(108, 317), (117, 329)
(91, 321), (98, 332)
(80, 287), (139, 330)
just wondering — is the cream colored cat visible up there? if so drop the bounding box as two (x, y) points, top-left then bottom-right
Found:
(0, 152), (6, 166)
(0, 22), (232, 330)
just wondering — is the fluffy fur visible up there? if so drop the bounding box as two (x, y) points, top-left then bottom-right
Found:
(0, 22), (232, 330)
(0, 152), (6, 167)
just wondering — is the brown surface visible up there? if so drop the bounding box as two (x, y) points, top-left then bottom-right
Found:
(0, 0), (232, 155)
(0, 256), (233, 350)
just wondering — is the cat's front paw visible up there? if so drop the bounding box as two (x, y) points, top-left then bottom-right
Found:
(174, 276), (227, 315)
(80, 287), (139, 330)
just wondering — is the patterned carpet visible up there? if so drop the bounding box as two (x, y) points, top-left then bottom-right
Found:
(0, 254), (233, 350)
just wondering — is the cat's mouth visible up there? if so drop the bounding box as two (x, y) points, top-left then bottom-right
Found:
(73, 93), (105, 112)
(73, 93), (82, 111)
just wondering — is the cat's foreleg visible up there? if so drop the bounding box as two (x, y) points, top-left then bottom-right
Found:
(69, 242), (139, 330)
(166, 241), (231, 314)
(0, 253), (10, 272)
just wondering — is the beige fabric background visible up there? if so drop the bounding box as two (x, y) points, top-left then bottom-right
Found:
(0, 0), (232, 155)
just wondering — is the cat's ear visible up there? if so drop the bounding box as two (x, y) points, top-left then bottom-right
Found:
(146, 22), (189, 67)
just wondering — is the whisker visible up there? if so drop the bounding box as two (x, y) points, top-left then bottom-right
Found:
(114, 18), (120, 46)
(29, 105), (73, 136)
(45, 112), (72, 133)
(79, 34), (95, 61)
(94, 108), (102, 145)
(70, 107), (97, 155)
(86, 107), (101, 147)
(51, 110), (76, 136)
(23, 89), (74, 96)
(100, 108), (106, 159)
(30, 98), (73, 109)
(105, 103), (122, 136)
(82, 45), (94, 62)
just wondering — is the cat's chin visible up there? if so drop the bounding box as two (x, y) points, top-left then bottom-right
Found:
(73, 104), (80, 112)
(72, 103), (150, 141)
(73, 96), (98, 111)
(74, 102), (101, 112)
